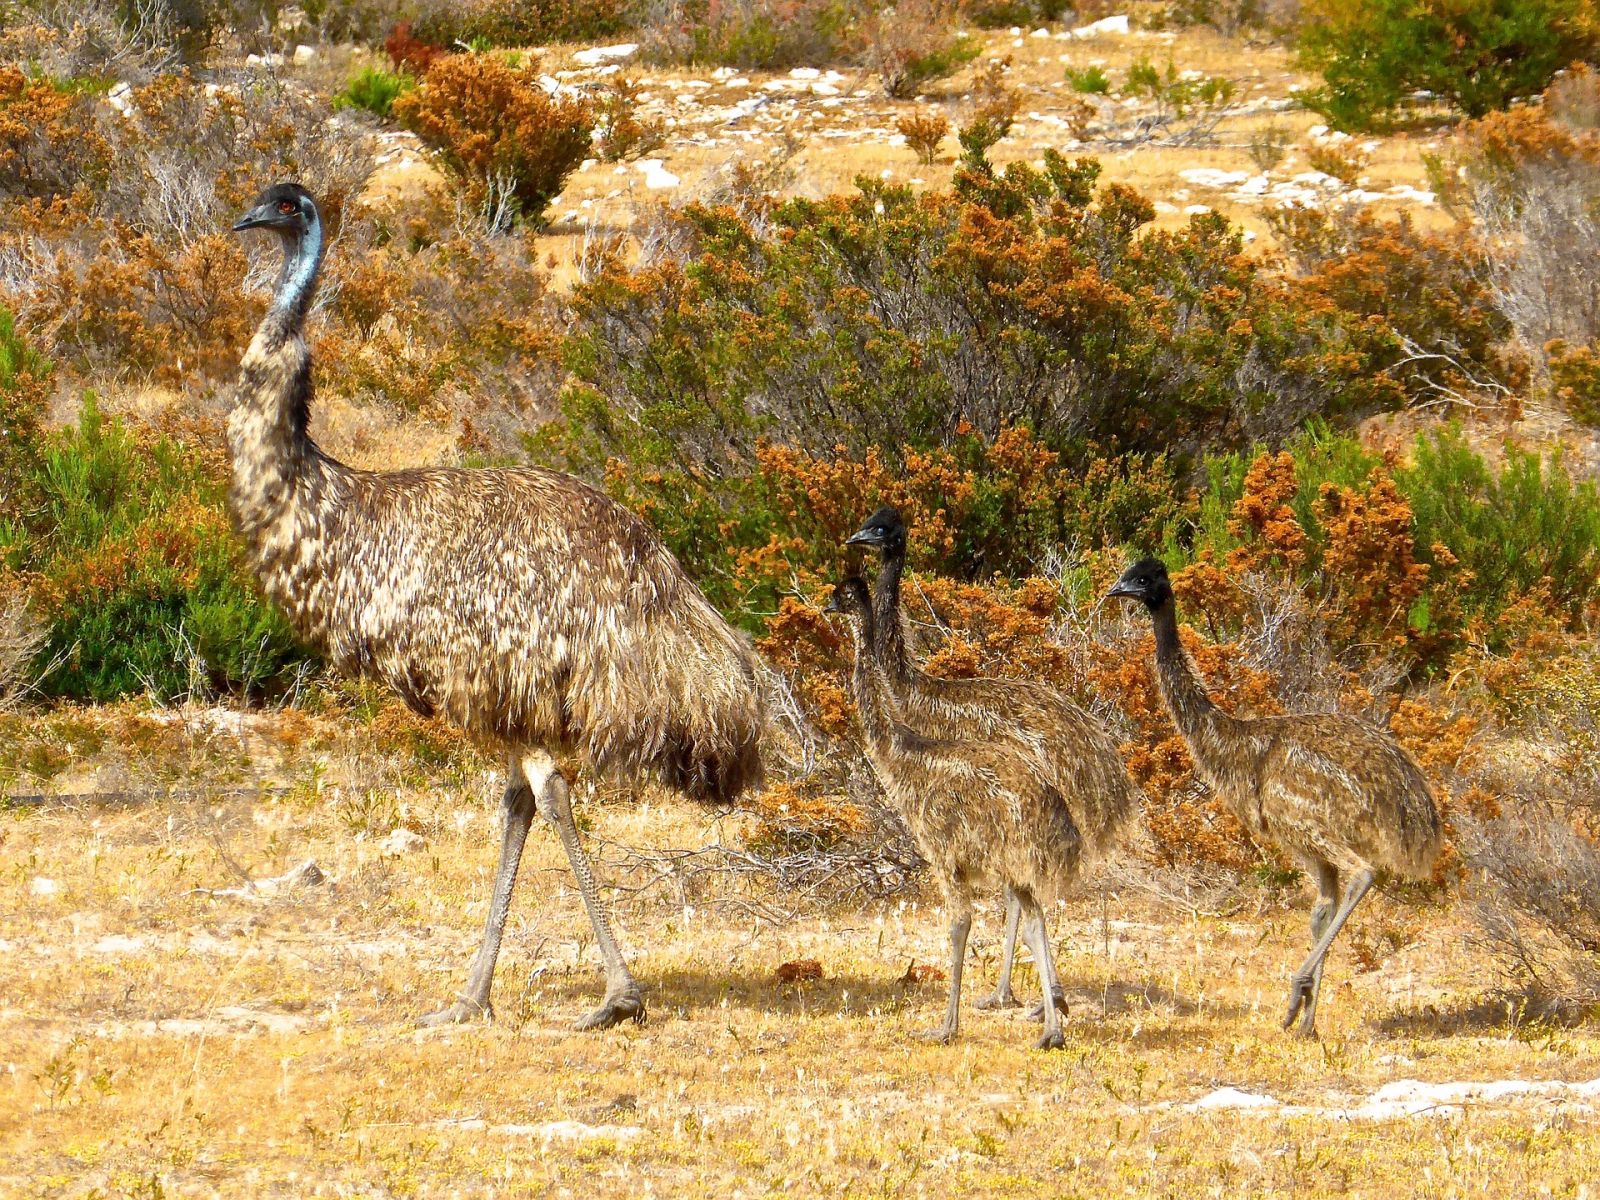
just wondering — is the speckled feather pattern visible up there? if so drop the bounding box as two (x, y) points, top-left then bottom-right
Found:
(874, 564), (1141, 858)
(1153, 609), (1440, 880)
(229, 318), (765, 803)
(841, 590), (1081, 908)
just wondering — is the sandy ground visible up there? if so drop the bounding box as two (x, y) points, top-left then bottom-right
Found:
(3, 717), (1599, 1196)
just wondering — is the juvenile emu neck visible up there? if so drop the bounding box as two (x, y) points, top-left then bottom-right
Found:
(1150, 600), (1251, 791)
(847, 606), (901, 759)
(871, 544), (914, 689)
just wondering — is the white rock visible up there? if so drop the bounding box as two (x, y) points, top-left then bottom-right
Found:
(789, 67), (822, 80)
(1186, 1087), (1280, 1111)
(1183, 204), (1212, 215)
(91, 935), (148, 954)
(1307, 123), (1329, 138)
(637, 159), (680, 189)
(293, 44), (315, 66)
(1235, 174), (1271, 195)
(580, 158), (598, 170)
(572, 43), (638, 66)
(1180, 167), (1250, 189)
(108, 80), (133, 116)
(812, 82), (840, 97)
(1031, 27), (1051, 38)
(29, 877), (60, 897)
(245, 52), (285, 68)
(1070, 14), (1130, 38)
(379, 828), (426, 856)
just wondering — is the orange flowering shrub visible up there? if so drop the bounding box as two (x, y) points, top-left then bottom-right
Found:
(393, 53), (593, 229)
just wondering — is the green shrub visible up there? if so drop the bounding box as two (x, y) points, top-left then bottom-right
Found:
(1296, 0), (1599, 130)
(334, 66), (413, 119)
(1064, 65), (1110, 94)
(6, 398), (311, 702)
(1400, 426), (1600, 628)
(0, 308), (49, 531)
(966, 0), (1072, 29)
(864, 0), (980, 99)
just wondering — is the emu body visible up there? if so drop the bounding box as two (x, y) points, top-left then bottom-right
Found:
(830, 577), (1079, 1050)
(1109, 558), (1440, 1037)
(229, 184), (763, 1030)
(847, 507), (1141, 1013)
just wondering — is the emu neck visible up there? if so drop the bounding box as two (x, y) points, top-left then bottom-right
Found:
(872, 545), (912, 688)
(228, 222), (339, 543)
(1151, 599), (1247, 789)
(848, 611), (898, 758)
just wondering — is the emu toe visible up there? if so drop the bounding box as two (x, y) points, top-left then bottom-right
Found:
(1282, 973), (1318, 1036)
(918, 1024), (958, 1045)
(575, 988), (647, 1031)
(1034, 1028), (1066, 1051)
(1026, 989), (1069, 1023)
(417, 998), (492, 1027)
(974, 988), (1021, 1011)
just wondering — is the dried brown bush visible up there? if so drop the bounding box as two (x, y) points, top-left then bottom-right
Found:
(0, 589), (43, 709)
(595, 76), (667, 163)
(863, 0), (979, 99)
(896, 109), (949, 166)
(1463, 807), (1600, 1009)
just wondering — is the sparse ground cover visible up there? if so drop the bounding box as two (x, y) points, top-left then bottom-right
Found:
(1, 708), (1598, 1196)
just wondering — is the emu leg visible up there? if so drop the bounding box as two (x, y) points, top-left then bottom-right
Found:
(1284, 866), (1374, 1037)
(974, 888), (1022, 1011)
(1298, 861), (1340, 1037)
(1026, 904), (1071, 1023)
(921, 902), (973, 1044)
(1020, 897), (1066, 1051)
(418, 761), (536, 1026)
(530, 753), (646, 1030)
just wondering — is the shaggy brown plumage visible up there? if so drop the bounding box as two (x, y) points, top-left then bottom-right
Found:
(229, 183), (764, 1031)
(830, 577), (1079, 1050)
(847, 507), (1142, 1011)
(1109, 558), (1441, 1037)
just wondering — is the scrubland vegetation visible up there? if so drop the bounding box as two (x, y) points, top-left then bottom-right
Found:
(4, 0), (1600, 1194)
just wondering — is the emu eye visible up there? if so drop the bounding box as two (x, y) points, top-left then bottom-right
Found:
(277, 200), (295, 214)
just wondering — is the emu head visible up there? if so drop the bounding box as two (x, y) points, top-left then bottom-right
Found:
(1107, 558), (1174, 613)
(845, 506), (907, 556)
(825, 576), (872, 619)
(232, 182), (318, 240)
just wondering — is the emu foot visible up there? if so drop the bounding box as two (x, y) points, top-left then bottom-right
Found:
(918, 1024), (959, 1045)
(417, 997), (491, 1027)
(1027, 989), (1069, 1022)
(1282, 972), (1319, 1037)
(974, 987), (1021, 1012)
(1034, 1027), (1066, 1051)
(575, 986), (647, 1031)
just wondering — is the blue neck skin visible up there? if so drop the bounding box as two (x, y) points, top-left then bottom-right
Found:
(272, 213), (323, 327)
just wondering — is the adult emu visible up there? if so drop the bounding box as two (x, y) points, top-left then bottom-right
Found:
(847, 506), (1140, 1013)
(229, 183), (764, 1030)
(829, 577), (1079, 1050)
(1108, 558), (1440, 1037)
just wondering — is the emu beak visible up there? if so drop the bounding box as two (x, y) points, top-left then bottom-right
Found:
(1105, 580), (1140, 601)
(845, 528), (883, 548)
(231, 205), (276, 233)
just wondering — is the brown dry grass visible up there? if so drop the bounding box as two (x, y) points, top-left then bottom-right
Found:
(3, 710), (1599, 1196)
